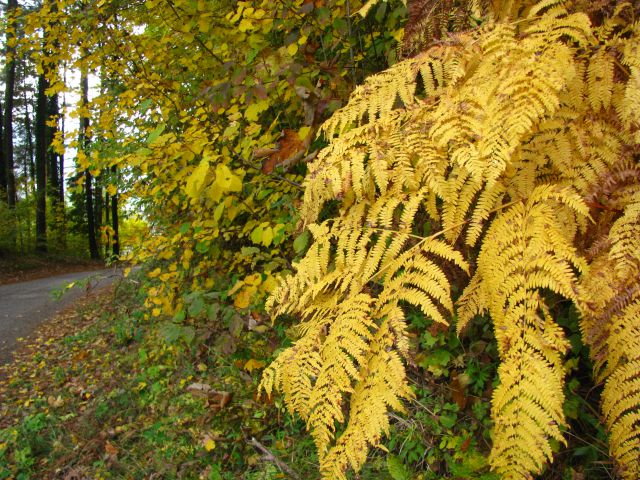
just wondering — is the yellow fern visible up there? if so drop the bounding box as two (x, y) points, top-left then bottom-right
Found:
(262, 1), (640, 478)
(469, 185), (587, 478)
(578, 187), (640, 479)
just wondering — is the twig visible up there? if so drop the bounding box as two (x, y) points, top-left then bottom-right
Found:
(249, 437), (299, 479)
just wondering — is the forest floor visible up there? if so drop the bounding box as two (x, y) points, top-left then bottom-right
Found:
(0, 270), (610, 480)
(0, 255), (105, 286)
(0, 274), (322, 480)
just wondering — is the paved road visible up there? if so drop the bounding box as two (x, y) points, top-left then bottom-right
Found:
(0, 269), (121, 365)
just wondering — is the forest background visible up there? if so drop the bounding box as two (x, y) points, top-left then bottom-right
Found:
(0, 1), (639, 480)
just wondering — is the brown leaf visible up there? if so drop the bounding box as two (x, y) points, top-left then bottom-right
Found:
(261, 130), (305, 174)
(104, 440), (118, 457)
(450, 373), (468, 409)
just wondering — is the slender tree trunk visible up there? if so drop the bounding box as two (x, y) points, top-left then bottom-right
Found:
(47, 93), (64, 249)
(35, 73), (48, 252)
(47, 94), (59, 200)
(85, 171), (99, 259)
(0, 99), (5, 196)
(104, 190), (110, 257)
(80, 68), (99, 259)
(94, 180), (102, 244)
(23, 84), (35, 249)
(111, 167), (119, 257)
(105, 191), (110, 224)
(3, 0), (19, 208)
(59, 70), (66, 203)
(23, 85), (35, 191)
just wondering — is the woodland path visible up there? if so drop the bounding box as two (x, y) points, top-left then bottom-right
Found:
(0, 269), (121, 365)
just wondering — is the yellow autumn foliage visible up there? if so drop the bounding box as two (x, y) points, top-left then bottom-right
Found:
(262, 1), (640, 478)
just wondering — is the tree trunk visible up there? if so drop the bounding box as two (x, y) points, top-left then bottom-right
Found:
(3, 0), (18, 208)
(59, 72), (66, 204)
(0, 99), (5, 196)
(94, 180), (102, 246)
(23, 84), (35, 190)
(35, 73), (48, 252)
(85, 170), (99, 259)
(104, 190), (110, 257)
(111, 166), (120, 257)
(80, 68), (99, 259)
(47, 94), (60, 200)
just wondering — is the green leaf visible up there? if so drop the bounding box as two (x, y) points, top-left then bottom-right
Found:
(196, 241), (209, 253)
(293, 230), (310, 254)
(387, 454), (410, 480)
(439, 412), (457, 429)
(188, 296), (205, 317)
(251, 225), (263, 244)
(246, 48), (260, 64)
(160, 322), (183, 343)
(147, 123), (166, 144)
(138, 99), (152, 113)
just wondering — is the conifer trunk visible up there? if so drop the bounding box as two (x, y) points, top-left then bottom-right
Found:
(3, 0), (18, 208)
(23, 83), (35, 189)
(35, 73), (48, 253)
(80, 68), (99, 259)
(0, 99), (5, 197)
(47, 94), (60, 201)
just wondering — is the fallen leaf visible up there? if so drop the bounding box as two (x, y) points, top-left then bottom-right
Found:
(203, 435), (216, 451)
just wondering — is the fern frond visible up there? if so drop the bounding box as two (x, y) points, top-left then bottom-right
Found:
(601, 297), (640, 480)
(456, 272), (487, 334)
(264, 2), (640, 478)
(472, 186), (586, 476)
(578, 185), (640, 479)
(608, 190), (640, 278)
(319, 320), (413, 479)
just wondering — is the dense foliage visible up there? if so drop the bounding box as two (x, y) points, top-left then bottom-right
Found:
(1, 0), (638, 479)
(262, 0), (640, 478)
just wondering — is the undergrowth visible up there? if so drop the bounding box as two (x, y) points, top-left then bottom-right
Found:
(0, 271), (610, 479)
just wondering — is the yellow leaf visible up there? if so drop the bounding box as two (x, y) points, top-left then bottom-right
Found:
(214, 202), (224, 222)
(198, 17), (210, 33)
(244, 100), (269, 122)
(244, 358), (266, 372)
(203, 436), (216, 451)
(238, 18), (253, 32)
(251, 225), (263, 244)
(261, 275), (278, 293)
(185, 158), (210, 200)
(214, 164), (242, 192)
(234, 288), (253, 309)
(244, 273), (262, 286)
(228, 280), (245, 295)
(262, 226), (273, 247)
(298, 126), (311, 141)
(107, 184), (117, 196)
(287, 43), (298, 56)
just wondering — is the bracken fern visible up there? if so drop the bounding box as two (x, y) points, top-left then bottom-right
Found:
(260, 1), (640, 478)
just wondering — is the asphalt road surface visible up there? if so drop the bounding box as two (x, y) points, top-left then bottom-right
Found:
(0, 269), (121, 365)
